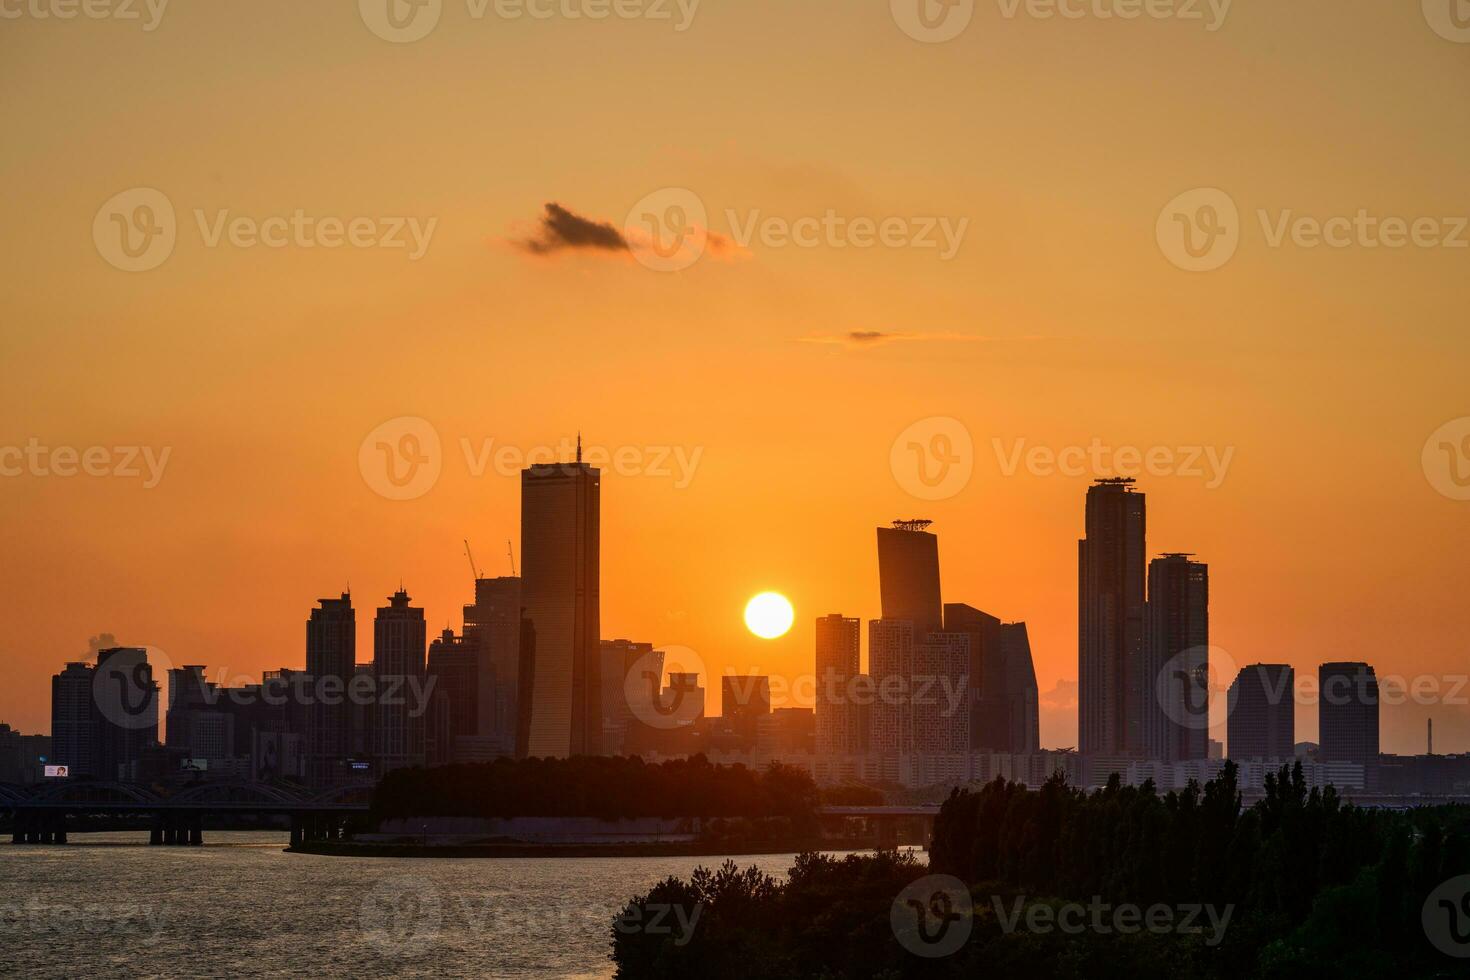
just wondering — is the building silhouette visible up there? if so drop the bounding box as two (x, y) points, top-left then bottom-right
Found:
(50, 662), (98, 778)
(464, 575), (522, 757)
(305, 593), (355, 785)
(93, 648), (159, 782)
(1227, 664), (1295, 761)
(1145, 554), (1210, 762)
(869, 619), (969, 756)
(1319, 662), (1380, 787)
(520, 450), (601, 758)
(599, 639), (654, 755)
(720, 675), (771, 744)
(876, 521), (943, 635)
(374, 589), (427, 773)
(426, 629), (478, 766)
(814, 614), (863, 757)
(1079, 478), (1147, 756)
(943, 604), (1041, 754)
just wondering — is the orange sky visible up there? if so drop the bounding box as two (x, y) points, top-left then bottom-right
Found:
(2, 1), (1468, 753)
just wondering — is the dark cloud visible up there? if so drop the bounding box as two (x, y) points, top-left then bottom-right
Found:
(515, 202), (630, 255)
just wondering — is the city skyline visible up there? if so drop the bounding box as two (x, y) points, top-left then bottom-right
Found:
(5, 470), (1466, 759)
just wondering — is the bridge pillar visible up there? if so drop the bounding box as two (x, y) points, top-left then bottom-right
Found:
(188, 814), (203, 846)
(150, 813), (164, 846)
(290, 814), (303, 849)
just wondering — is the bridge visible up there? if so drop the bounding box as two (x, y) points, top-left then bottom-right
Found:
(1, 780), (373, 848)
(817, 804), (940, 847)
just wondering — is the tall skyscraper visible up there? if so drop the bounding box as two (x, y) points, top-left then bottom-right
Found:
(942, 604), (1041, 754)
(374, 589), (427, 773)
(1145, 554), (1210, 762)
(869, 619), (969, 756)
(1078, 478), (1147, 756)
(520, 449), (600, 758)
(50, 662), (98, 778)
(464, 575), (522, 756)
(1319, 662), (1380, 784)
(426, 629), (478, 766)
(720, 675), (771, 743)
(876, 521), (943, 635)
(814, 614), (862, 757)
(92, 647), (159, 782)
(1227, 664), (1295, 761)
(599, 638), (653, 756)
(306, 593), (355, 785)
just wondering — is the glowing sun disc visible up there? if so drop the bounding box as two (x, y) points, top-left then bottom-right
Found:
(744, 592), (794, 639)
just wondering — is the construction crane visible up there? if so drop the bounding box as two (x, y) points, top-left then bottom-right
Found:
(507, 539), (517, 577)
(464, 539), (480, 581)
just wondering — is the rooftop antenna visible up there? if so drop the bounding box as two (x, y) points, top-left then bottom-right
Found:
(464, 539), (480, 581)
(577, 431), (583, 464)
(507, 539), (517, 577)
(892, 519), (934, 533)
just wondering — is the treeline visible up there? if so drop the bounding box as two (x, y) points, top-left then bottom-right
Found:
(612, 763), (1470, 978)
(370, 755), (819, 821)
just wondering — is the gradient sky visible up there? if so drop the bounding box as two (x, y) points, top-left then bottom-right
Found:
(2, 1), (1468, 754)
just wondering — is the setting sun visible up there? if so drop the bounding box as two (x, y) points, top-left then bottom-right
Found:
(744, 592), (794, 640)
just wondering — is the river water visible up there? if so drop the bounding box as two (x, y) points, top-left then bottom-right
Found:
(1, 832), (878, 978)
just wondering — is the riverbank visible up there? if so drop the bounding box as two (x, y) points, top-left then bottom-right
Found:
(288, 836), (886, 858)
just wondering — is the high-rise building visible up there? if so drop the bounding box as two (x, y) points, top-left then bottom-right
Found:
(943, 604), (1042, 754)
(599, 639), (654, 756)
(720, 675), (771, 743)
(1145, 554), (1210, 762)
(374, 589), (427, 773)
(426, 629), (479, 766)
(520, 451), (600, 758)
(166, 665), (232, 767)
(464, 575), (522, 756)
(306, 593), (355, 785)
(92, 647), (159, 782)
(1227, 664), (1295, 761)
(1319, 662), (1379, 785)
(869, 619), (969, 756)
(50, 662), (98, 778)
(814, 614), (863, 757)
(876, 521), (943, 635)
(1079, 478), (1147, 756)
